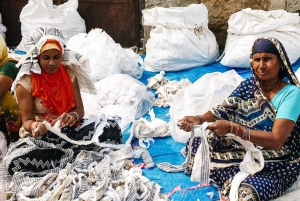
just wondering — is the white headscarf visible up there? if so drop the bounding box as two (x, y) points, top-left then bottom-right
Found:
(12, 27), (96, 95)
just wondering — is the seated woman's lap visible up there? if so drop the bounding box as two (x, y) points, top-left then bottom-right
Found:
(214, 162), (300, 201)
(40, 119), (122, 156)
(239, 170), (296, 201)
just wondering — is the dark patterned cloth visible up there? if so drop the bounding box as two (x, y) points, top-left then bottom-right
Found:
(184, 37), (300, 201)
(5, 119), (121, 176)
(44, 119), (122, 156)
(2, 137), (74, 178)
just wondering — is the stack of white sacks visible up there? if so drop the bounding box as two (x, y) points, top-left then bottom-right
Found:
(221, 8), (300, 68)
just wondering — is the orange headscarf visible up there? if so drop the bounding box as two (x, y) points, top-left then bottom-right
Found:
(31, 40), (75, 118)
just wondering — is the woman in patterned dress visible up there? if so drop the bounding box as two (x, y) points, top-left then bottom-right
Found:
(178, 37), (300, 200)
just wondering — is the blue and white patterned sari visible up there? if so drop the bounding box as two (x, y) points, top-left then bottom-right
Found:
(186, 37), (300, 200)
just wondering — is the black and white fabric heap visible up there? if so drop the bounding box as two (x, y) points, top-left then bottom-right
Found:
(131, 109), (170, 150)
(44, 118), (122, 156)
(0, 116), (166, 200)
(0, 144), (167, 201)
(0, 137), (74, 199)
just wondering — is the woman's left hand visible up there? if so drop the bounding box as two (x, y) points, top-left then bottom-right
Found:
(207, 120), (231, 137)
(56, 112), (77, 127)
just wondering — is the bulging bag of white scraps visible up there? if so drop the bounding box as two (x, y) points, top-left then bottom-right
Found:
(221, 8), (300, 68)
(67, 28), (144, 82)
(142, 3), (219, 72)
(17, 0), (86, 51)
(81, 74), (154, 131)
(169, 70), (244, 143)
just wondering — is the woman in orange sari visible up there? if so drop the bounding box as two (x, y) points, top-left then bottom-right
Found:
(13, 27), (122, 155)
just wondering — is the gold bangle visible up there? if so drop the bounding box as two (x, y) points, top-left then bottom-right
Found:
(70, 111), (79, 121)
(230, 121), (233, 133)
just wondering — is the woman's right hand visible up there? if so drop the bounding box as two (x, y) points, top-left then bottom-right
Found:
(56, 112), (77, 127)
(177, 116), (202, 132)
(30, 122), (47, 138)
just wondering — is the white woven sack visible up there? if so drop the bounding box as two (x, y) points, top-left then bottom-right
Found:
(221, 8), (300, 68)
(142, 4), (219, 72)
(16, 0), (86, 51)
(0, 13), (6, 41)
(169, 70), (244, 143)
(67, 28), (144, 82)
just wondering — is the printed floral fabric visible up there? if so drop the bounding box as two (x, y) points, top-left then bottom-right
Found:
(0, 61), (21, 144)
(0, 91), (21, 143)
(185, 82), (300, 200)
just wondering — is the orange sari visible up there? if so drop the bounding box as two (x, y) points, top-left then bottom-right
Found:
(31, 64), (75, 121)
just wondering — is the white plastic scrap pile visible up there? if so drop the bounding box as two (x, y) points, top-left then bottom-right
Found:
(0, 13), (6, 40)
(81, 74), (155, 132)
(147, 71), (191, 107)
(66, 28), (144, 82)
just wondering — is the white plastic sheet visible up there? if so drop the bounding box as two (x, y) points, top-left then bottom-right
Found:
(67, 28), (144, 81)
(16, 0), (86, 51)
(0, 13), (6, 41)
(221, 8), (300, 68)
(142, 4), (219, 72)
(169, 70), (244, 143)
(81, 74), (154, 131)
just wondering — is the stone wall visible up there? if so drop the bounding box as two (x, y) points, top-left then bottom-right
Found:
(141, 0), (300, 52)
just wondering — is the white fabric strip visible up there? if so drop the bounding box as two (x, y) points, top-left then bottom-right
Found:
(228, 134), (264, 201)
(191, 122), (212, 183)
